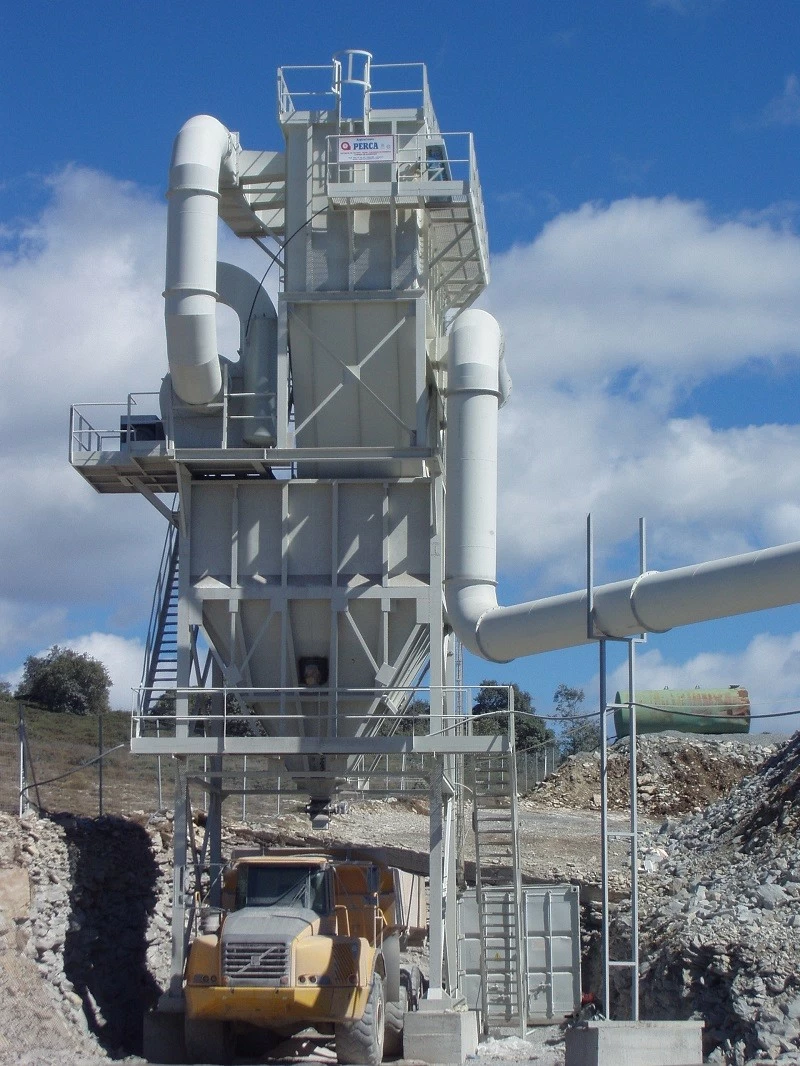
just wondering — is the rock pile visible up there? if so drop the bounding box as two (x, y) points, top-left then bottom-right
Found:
(528, 733), (782, 818)
(616, 732), (800, 1064)
(0, 809), (175, 1064)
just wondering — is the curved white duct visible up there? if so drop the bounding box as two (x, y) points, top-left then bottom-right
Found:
(216, 262), (278, 445)
(445, 309), (800, 661)
(165, 115), (239, 406)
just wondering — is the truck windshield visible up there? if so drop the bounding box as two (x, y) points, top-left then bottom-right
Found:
(237, 865), (329, 914)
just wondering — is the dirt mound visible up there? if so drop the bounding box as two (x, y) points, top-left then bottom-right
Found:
(527, 733), (782, 817)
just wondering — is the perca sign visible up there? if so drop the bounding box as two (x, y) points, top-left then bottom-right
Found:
(337, 135), (395, 163)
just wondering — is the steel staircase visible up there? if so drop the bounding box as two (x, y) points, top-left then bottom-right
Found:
(140, 521), (179, 715)
(472, 751), (527, 1035)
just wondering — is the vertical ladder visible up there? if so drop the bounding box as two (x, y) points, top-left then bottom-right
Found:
(141, 521), (180, 715)
(472, 745), (527, 1036)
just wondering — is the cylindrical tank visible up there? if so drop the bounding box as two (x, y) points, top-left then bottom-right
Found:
(614, 687), (750, 737)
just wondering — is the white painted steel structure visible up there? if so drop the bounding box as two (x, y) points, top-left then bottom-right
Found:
(69, 46), (800, 1035)
(71, 51), (493, 1011)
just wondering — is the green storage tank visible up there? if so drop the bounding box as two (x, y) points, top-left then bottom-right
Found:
(614, 687), (750, 738)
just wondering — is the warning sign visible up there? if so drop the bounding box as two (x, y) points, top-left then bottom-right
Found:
(337, 135), (395, 163)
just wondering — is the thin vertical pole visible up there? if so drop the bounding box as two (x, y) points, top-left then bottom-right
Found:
(242, 755), (247, 821)
(629, 516), (646, 1021)
(17, 703), (26, 817)
(156, 717), (163, 811)
(98, 712), (104, 817)
(599, 640), (610, 1018)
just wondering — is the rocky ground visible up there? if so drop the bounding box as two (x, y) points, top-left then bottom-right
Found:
(0, 731), (797, 1064)
(527, 732), (783, 819)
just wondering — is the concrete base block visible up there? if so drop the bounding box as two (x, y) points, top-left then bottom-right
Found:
(565, 1020), (703, 1066)
(142, 1008), (186, 1064)
(403, 1008), (479, 1065)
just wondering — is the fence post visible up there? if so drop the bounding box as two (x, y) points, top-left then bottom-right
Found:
(98, 712), (104, 817)
(18, 703), (27, 817)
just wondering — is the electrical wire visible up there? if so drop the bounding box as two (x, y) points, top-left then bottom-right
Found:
(244, 206), (329, 340)
(20, 743), (127, 790)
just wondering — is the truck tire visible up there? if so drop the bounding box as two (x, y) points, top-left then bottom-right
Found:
(184, 1016), (235, 1065)
(383, 985), (407, 1058)
(336, 972), (385, 1066)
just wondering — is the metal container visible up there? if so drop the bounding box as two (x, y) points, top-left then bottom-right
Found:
(614, 687), (750, 737)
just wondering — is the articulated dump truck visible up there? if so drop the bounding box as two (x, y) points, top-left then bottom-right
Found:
(183, 848), (427, 1065)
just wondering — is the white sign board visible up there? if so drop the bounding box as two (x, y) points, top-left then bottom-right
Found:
(337, 135), (395, 163)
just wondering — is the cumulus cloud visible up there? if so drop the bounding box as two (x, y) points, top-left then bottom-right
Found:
(0, 166), (277, 696)
(4, 172), (800, 713)
(608, 630), (800, 734)
(484, 196), (800, 587)
(484, 197), (800, 389)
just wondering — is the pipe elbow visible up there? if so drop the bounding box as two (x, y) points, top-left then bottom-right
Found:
(445, 580), (510, 661)
(165, 116), (239, 406)
(167, 115), (236, 196)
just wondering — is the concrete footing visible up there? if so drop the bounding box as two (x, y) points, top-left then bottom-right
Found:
(403, 1008), (479, 1065)
(565, 1020), (703, 1066)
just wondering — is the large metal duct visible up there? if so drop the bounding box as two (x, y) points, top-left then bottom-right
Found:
(165, 115), (239, 405)
(445, 309), (800, 661)
(215, 261), (277, 445)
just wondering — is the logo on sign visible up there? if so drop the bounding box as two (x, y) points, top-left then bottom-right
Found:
(337, 135), (395, 163)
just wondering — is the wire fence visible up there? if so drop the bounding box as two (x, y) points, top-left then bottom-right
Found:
(0, 702), (562, 819)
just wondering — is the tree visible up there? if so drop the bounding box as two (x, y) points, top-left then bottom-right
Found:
(14, 646), (111, 716)
(472, 680), (553, 750)
(552, 684), (601, 758)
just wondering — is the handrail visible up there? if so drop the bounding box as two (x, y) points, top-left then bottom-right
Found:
(130, 683), (515, 741)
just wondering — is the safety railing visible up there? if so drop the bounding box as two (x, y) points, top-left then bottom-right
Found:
(131, 684), (515, 744)
(69, 394), (164, 460)
(278, 58), (433, 127)
(326, 130), (475, 190)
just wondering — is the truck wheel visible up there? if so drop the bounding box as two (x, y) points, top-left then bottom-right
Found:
(184, 1016), (235, 1065)
(383, 985), (407, 1058)
(336, 972), (385, 1066)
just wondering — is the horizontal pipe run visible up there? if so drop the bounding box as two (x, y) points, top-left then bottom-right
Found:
(444, 308), (800, 662)
(475, 540), (800, 660)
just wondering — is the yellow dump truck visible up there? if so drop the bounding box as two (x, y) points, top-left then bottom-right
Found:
(183, 849), (426, 1064)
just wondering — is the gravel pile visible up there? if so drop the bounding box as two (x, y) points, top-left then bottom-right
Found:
(614, 732), (800, 1064)
(528, 733), (783, 818)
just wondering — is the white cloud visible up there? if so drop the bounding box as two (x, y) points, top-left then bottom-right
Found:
(484, 197), (800, 391)
(5, 172), (800, 726)
(608, 630), (800, 735)
(0, 166), (279, 689)
(762, 74), (800, 128)
(484, 196), (800, 587)
(67, 632), (146, 712)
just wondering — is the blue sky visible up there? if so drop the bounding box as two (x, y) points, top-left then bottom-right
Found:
(3, 0), (800, 733)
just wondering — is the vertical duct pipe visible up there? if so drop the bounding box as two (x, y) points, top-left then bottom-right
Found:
(165, 115), (238, 406)
(216, 262), (278, 445)
(444, 311), (800, 661)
